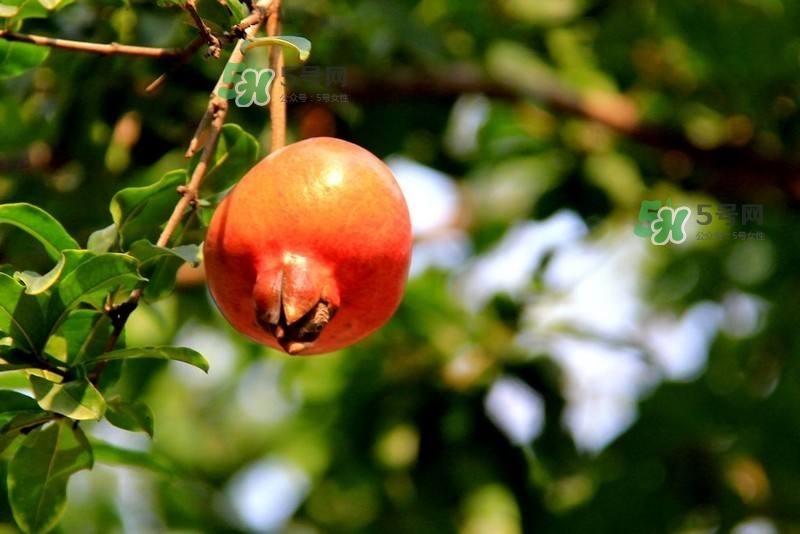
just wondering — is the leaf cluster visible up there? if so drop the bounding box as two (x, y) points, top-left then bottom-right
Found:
(0, 122), (260, 533)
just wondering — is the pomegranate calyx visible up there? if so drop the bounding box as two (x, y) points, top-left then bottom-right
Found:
(253, 253), (340, 354)
(259, 299), (338, 355)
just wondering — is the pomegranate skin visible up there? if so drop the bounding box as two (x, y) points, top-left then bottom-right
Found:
(203, 137), (412, 355)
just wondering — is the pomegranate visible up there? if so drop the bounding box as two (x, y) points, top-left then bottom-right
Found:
(203, 137), (412, 355)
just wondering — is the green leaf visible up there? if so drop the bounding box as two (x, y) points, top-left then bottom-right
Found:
(43, 310), (111, 366)
(86, 223), (117, 253)
(0, 40), (50, 78)
(0, 4), (19, 17)
(13, 249), (91, 297)
(0, 390), (38, 415)
(242, 35), (312, 63)
(0, 0), (47, 22)
(110, 169), (187, 249)
(0, 272), (47, 353)
(8, 420), (93, 534)
(30, 375), (106, 420)
(0, 411), (52, 455)
(198, 123), (260, 197)
(0, 0), (73, 19)
(128, 240), (199, 301)
(0, 390), (40, 427)
(46, 253), (143, 333)
(170, 244), (201, 264)
(90, 346), (209, 373)
(1, 411), (50, 434)
(13, 270), (51, 294)
(128, 240), (199, 266)
(91, 438), (175, 475)
(0, 393), (47, 454)
(226, 0), (248, 23)
(37, 0), (73, 9)
(0, 204), (79, 261)
(105, 396), (154, 437)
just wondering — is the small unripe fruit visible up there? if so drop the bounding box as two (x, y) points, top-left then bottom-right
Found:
(203, 137), (412, 355)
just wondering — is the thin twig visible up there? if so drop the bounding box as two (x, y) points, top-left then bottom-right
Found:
(89, 5), (267, 386)
(184, 0), (222, 58)
(267, 0), (286, 152)
(87, 298), (138, 382)
(185, 109), (213, 159)
(167, 101), (229, 248)
(0, 30), (193, 58)
(185, 45), (244, 158)
(232, 12), (264, 38)
(115, 9), (267, 285)
(89, 98), (229, 385)
(186, 7), (268, 158)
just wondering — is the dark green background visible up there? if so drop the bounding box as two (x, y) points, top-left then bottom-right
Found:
(2, 0), (799, 532)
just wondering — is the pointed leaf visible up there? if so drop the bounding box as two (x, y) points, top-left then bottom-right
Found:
(1, 411), (51, 435)
(128, 240), (200, 301)
(105, 396), (154, 437)
(47, 253), (143, 333)
(13, 271), (47, 292)
(15, 255), (73, 296)
(242, 35), (312, 63)
(0, 395), (50, 455)
(0, 204), (78, 260)
(30, 375), (106, 420)
(0, 0), (73, 20)
(0, 411), (52, 455)
(171, 244), (201, 265)
(24, 368), (63, 383)
(0, 390), (38, 415)
(86, 223), (117, 253)
(0, 272), (46, 353)
(16, 250), (96, 296)
(8, 420), (93, 534)
(0, 0), (52, 21)
(197, 124), (260, 197)
(91, 438), (175, 475)
(128, 240), (200, 265)
(37, 0), (73, 9)
(0, 390), (40, 431)
(110, 170), (187, 249)
(226, 0), (248, 23)
(43, 310), (111, 366)
(90, 346), (208, 373)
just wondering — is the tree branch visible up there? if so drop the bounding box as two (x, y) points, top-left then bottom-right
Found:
(89, 4), (269, 385)
(337, 64), (800, 205)
(0, 29), (201, 58)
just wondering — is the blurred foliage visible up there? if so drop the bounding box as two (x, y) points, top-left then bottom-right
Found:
(1, 0), (800, 532)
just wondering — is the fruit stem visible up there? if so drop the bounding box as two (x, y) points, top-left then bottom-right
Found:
(267, 0), (286, 152)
